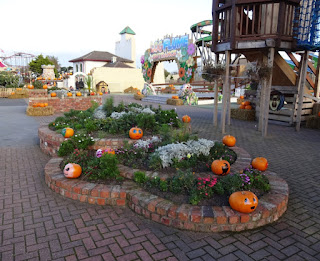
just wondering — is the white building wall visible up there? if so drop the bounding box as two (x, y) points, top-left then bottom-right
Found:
(153, 62), (165, 84)
(115, 34), (136, 68)
(92, 67), (144, 92)
(84, 61), (107, 74)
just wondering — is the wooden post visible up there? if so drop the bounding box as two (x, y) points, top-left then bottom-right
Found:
(213, 53), (219, 127)
(262, 48), (275, 137)
(221, 50), (230, 134)
(227, 54), (231, 126)
(296, 51), (309, 131)
(259, 55), (268, 132)
(314, 52), (320, 98)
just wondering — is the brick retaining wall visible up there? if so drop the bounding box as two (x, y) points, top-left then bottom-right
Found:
(29, 95), (102, 114)
(44, 152), (289, 232)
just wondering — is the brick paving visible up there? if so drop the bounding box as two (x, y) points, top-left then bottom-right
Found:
(1, 96), (320, 260)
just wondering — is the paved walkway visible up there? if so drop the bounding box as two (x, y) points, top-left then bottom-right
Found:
(0, 96), (320, 261)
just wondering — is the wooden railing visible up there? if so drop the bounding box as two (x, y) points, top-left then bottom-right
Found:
(213, 0), (299, 48)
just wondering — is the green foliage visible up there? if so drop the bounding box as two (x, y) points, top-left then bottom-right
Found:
(189, 192), (202, 205)
(57, 140), (75, 157)
(63, 149), (91, 168)
(220, 174), (243, 195)
(33, 80), (43, 89)
(99, 153), (120, 179)
(29, 54), (54, 75)
(213, 181), (225, 195)
(133, 171), (147, 184)
(159, 180), (168, 192)
(209, 142), (237, 164)
(84, 75), (93, 93)
(0, 71), (21, 88)
(136, 113), (157, 131)
(241, 168), (270, 192)
(103, 96), (114, 116)
(57, 133), (94, 157)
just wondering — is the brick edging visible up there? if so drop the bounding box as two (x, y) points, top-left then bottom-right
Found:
(44, 156), (289, 232)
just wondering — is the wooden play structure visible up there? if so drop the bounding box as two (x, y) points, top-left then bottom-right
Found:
(211, 0), (320, 135)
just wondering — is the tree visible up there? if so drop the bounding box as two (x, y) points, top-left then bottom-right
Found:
(29, 55), (60, 77)
(85, 75), (93, 93)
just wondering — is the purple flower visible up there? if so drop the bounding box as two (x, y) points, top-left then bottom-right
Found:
(141, 56), (145, 64)
(187, 43), (196, 56)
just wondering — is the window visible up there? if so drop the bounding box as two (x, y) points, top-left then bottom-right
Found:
(80, 64), (83, 72)
(76, 64), (79, 72)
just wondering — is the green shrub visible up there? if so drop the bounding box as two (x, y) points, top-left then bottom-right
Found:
(134, 171), (147, 184)
(58, 140), (75, 157)
(103, 96), (114, 116)
(136, 113), (157, 132)
(99, 153), (120, 179)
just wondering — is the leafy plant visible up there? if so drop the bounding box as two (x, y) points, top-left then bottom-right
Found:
(99, 153), (120, 179)
(103, 96), (114, 116)
(134, 171), (148, 184)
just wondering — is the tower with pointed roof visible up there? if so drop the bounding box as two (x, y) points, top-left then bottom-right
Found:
(115, 26), (136, 67)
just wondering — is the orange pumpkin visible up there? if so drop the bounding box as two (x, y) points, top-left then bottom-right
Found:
(99, 92), (103, 95)
(90, 92), (95, 96)
(11, 92), (15, 95)
(245, 105), (252, 110)
(244, 101), (251, 106)
(43, 84), (48, 89)
(67, 92), (72, 97)
(137, 92), (142, 95)
(104, 148), (115, 155)
(17, 88), (22, 91)
(239, 104), (245, 109)
(32, 103), (38, 108)
(240, 95), (244, 99)
(211, 159), (230, 175)
(172, 96), (179, 99)
(44, 103), (48, 107)
(222, 135), (236, 147)
(62, 127), (74, 138)
(48, 77), (51, 80)
(76, 92), (82, 96)
(51, 92), (57, 97)
(182, 115), (191, 123)
(252, 157), (268, 171)
(28, 84), (34, 89)
(63, 163), (82, 178)
(129, 127), (143, 140)
(229, 191), (258, 213)
(39, 103), (45, 107)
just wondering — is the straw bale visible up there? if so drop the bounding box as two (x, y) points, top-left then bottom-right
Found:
(26, 106), (54, 116)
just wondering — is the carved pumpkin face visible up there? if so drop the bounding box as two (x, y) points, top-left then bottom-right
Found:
(129, 127), (143, 140)
(211, 159), (230, 175)
(229, 191), (258, 213)
(63, 163), (82, 178)
(182, 115), (191, 123)
(252, 157), (268, 171)
(222, 135), (236, 147)
(62, 127), (74, 138)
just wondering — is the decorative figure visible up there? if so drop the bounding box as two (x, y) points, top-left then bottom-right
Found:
(141, 83), (156, 96)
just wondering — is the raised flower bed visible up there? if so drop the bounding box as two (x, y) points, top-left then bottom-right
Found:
(40, 98), (289, 232)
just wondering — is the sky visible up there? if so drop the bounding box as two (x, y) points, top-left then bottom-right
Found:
(0, 0), (212, 72)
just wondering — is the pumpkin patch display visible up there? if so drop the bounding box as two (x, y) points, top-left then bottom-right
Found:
(129, 127), (143, 140)
(229, 191), (258, 213)
(182, 115), (191, 123)
(245, 105), (252, 110)
(243, 101), (251, 106)
(222, 135), (236, 147)
(211, 159), (230, 175)
(252, 157), (268, 171)
(63, 163), (82, 178)
(239, 104), (245, 109)
(51, 92), (57, 97)
(62, 127), (74, 138)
